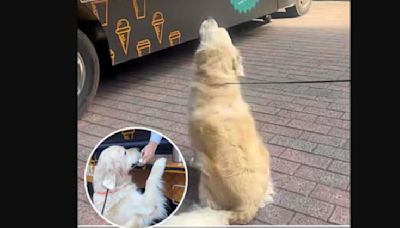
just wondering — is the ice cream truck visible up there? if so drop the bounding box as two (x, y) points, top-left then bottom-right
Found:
(77, 0), (312, 116)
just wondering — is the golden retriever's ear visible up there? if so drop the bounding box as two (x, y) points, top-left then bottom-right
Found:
(101, 159), (119, 190)
(195, 49), (208, 66)
(195, 49), (218, 66)
(232, 53), (244, 77)
(102, 171), (116, 190)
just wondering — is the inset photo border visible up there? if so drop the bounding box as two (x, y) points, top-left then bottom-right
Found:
(84, 127), (188, 228)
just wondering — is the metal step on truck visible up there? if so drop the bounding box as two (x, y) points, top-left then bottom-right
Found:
(77, 0), (312, 117)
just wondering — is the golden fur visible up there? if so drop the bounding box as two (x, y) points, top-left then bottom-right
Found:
(188, 18), (273, 224)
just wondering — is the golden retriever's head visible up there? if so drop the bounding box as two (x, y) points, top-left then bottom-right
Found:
(195, 18), (244, 78)
(93, 145), (141, 190)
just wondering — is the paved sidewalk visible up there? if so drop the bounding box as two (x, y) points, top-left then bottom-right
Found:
(78, 1), (350, 225)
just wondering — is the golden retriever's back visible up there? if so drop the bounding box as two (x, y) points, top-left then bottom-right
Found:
(189, 18), (273, 224)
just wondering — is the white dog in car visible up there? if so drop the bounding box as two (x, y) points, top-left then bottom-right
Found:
(91, 145), (167, 228)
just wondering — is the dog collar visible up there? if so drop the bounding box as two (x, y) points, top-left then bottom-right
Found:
(95, 183), (129, 195)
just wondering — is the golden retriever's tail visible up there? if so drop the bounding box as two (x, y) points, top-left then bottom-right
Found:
(160, 205), (260, 225)
(159, 206), (232, 226)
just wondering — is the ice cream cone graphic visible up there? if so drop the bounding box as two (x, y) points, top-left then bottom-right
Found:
(152, 12), (164, 44)
(169, 30), (181, 47)
(136, 39), (151, 57)
(115, 19), (131, 55)
(132, 0), (146, 19)
(110, 50), (115, 65)
(91, 0), (108, 26)
(121, 130), (135, 140)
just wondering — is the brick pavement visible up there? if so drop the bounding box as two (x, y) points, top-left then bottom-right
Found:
(78, 1), (350, 225)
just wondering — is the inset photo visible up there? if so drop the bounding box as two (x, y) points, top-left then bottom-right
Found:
(84, 127), (188, 228)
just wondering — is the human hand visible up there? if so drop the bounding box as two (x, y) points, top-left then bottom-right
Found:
(140, 141), (158, 164)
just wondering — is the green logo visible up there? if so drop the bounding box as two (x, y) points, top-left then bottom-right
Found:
(230, 0), (260, 14)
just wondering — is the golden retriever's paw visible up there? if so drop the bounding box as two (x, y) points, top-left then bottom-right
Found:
(148, 158), (167, 181)
(265, 194), (274, 204)
(259, 197), (273, 208)
(259, 193), (274, 208)
(153, 157), (167, 170)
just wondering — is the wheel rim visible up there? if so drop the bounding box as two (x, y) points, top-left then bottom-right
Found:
(77, 52), (86, 96)
(299, 0), (311, 10)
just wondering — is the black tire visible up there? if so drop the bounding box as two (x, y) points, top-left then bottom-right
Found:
(78, 29), (100, 119)
(285, 0), (312, 17)
(257, 14), (272, 24)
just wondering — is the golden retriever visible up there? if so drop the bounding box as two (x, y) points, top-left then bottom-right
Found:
(187, 18), (274, 225)
(91, 145), (167, 228)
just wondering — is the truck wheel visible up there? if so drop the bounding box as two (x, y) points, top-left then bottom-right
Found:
(78, 29), (100, 119)
(285, 0), (312, 17)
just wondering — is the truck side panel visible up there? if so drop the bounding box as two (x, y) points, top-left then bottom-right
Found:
(81, 0), (278, 65)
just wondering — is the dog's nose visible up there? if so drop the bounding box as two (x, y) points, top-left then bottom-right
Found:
(204, 17), (217, 26)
